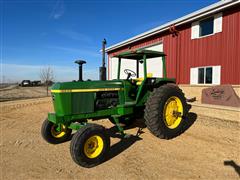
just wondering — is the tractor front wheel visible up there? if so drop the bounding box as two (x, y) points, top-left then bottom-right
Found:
(144, 84), (187, 139)
(41, 119), (72, 144)
(70, 124), (110, 168)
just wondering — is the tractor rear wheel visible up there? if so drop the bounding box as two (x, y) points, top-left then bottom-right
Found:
(70, 124), (110, 168)
(41, 119), (72, 144)
(144, 84), (187, 139)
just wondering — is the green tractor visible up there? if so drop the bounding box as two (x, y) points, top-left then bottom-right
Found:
(41, 49), (188, 168)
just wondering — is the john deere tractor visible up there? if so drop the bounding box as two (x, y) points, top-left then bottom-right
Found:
(41, 49), (188, 168)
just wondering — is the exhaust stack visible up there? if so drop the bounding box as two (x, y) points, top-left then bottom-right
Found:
(75, 60), (86, 81)
(99, 38), (107, 80)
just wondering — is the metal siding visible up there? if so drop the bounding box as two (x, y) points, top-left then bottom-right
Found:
(108, 6), (240, 85)
(176, 6), (240, 85)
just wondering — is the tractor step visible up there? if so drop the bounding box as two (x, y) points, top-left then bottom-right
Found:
(111, 115), (126, 136)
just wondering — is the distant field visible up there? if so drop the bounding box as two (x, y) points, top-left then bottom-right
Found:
(0, 84), (49, 102)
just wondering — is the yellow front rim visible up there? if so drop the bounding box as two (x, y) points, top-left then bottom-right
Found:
(84, 135), (104, 159)
(163, 96), (183, 129)
(51, 124), (67, 138)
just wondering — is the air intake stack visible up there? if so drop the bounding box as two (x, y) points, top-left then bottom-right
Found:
(75, 60), (86, 81)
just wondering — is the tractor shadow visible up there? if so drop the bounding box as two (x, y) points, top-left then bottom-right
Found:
(64, 118), (146, 144)
(224, 160), (240, 177)
(66, 108), (197, 166)
(102, 111), (197, 165)
(175, 103), (198, 134)
(182, 111), (198, 134)
(103, 119), (145, 163)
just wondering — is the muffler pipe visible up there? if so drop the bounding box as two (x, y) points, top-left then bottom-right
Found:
(99, 38), (107, 80)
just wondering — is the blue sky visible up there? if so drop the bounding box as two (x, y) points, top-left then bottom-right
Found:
(1, 0), (217, 82)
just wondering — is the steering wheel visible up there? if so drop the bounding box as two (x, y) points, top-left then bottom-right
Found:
(124, 69), (137, 80)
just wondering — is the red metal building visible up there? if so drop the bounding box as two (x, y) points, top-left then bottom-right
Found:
(106, 0), (240, 86)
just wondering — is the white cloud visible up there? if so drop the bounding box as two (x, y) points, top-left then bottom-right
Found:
(50, 0), (65, 20)
(1, 63), (98, 83)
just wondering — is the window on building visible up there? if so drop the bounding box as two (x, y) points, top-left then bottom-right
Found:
(198, 68), (204, 84)
(190, 66), (220, 85)
(191, 12), (222, 39)
(205, 67), (213, 84)
(199, 17), (214, 37)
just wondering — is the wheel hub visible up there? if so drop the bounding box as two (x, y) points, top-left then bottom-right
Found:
(50, 124), (67, 138)
(163, 96), (183, 129)
(84, 135), (104, 159)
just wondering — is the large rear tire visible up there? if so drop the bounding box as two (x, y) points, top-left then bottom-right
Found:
(144, 84), (187, 139)
(70, 124), (110, 168)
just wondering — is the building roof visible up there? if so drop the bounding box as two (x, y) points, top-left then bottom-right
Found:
(113, 49), (166, 60)
(106, 0), (240, 53)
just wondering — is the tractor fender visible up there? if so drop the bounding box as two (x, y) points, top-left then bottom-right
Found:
(154, 79), (176, 89)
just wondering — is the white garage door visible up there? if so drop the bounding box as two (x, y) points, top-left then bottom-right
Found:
(144, 43), (163, 78)
(109, 43), (163, 80)
(109, 57), (136, 80)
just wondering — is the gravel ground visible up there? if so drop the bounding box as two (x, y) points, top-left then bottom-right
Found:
(0, 98), (239, 180)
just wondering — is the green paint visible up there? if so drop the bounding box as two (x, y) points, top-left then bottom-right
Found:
(162, 56), (167, 78)
(117, 57), (121, 79)
(112, 116), (125, 135)
(69, 122), (86, 130)
(71, 92), (94, 114)
(47, 49), (176, 135)
(143, 54), (147, 79)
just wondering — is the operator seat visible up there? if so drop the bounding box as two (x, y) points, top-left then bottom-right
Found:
(135, 73), (153, 86)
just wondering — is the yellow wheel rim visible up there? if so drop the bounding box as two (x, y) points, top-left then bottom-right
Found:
(163, 96), (183, 129)
(84, 135), (104, 159)
(51, 124), (67, 138)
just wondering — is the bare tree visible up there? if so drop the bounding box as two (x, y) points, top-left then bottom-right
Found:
(40, 66), (54, 96)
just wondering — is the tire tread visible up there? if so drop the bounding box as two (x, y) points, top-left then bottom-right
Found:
(144, 84), (187, 139)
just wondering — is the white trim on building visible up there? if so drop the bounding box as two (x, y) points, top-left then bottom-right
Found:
(190, 65), (221, 85)
(191, 12), (223, 39)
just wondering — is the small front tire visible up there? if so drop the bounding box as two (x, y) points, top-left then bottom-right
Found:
(70, 124), (110, 168)
(41, 119), (72, 144)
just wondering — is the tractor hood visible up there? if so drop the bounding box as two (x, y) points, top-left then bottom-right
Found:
(50, 80), (125, 116)
(51, 80), (123, 93)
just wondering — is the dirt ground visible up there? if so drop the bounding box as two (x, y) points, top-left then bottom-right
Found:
(0, 85), (48, 102)
(0, 98), (239, 180)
